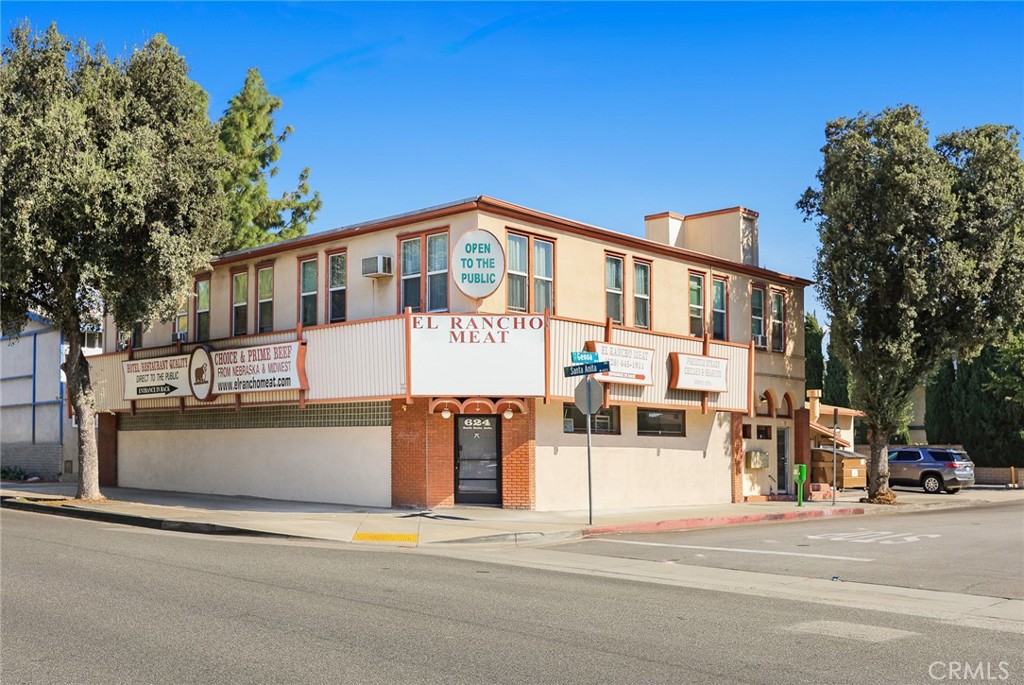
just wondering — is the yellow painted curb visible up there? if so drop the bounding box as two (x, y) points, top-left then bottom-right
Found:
(352, 532), (419, 543)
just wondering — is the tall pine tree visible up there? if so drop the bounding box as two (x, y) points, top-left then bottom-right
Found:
(822, 337), (851, 407)
(925, 360), (957, 444)
(218, 68), (322, 252)
(805, 314), (824, 390)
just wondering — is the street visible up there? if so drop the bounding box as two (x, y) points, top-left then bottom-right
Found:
(3, 506), (1022, 685)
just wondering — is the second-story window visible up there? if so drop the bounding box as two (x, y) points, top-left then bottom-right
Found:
(634, 261), (650, 329)
(401, 233), (448, 313)
(195, 278), (210, 342)
(507, 233), (555, 314)
(130, 321), (143, 349)
(689, 273), (705, 337)
(507, 234), (528, 312)
(712, 277), (727, 341)
(232, 270), (248, 337)
(751, 286), (765, 347)
(534, 238), (553, 313)
(257, 265), (274, 333)
(605, 255), (623, 324)
(771, 290), (785, 352)
(300, 258), (317, 327)
(174, 303), (188, 341)
(328, 252), (346, 323)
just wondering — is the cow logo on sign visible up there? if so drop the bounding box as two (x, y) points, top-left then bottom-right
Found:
(188, 346), (216, 402)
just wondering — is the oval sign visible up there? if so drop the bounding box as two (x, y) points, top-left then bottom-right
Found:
(451, 229), (506, 299)
(188, 346), (216, 402)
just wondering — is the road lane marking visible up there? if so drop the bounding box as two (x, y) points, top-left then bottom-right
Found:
(806, 530), (942, 544)
(785, 620), (917, 642)
(352, 532), (418, 543)
(593, 538), (874, 561)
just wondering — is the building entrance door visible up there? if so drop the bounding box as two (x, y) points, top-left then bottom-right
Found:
(776, 427), (790, 494)
(455, 415), (501, 505)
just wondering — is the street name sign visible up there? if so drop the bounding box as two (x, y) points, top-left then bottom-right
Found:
(563, 361), (610, 378)
(571, 351), (600, 364)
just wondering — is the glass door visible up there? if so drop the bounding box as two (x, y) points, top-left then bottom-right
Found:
(776, 427), (790, 494)
(456, 416), (501, 505)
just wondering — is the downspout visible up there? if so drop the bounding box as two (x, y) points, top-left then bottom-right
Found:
(59, 331), (65, 447)
(31, 333), (37, 444)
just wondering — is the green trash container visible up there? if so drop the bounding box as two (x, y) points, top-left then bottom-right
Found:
(794, 464), (807, 507)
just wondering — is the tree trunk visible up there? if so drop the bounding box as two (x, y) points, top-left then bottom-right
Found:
(64, 321), (102, 501)
(866, 428), (894, 502)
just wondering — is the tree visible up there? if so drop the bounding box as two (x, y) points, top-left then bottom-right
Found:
(1, 23), (226, 499)
(822, 337), (851, 408)
(925, 360), (957, 445)
(804, 313), (824, 390)
(217, 68), (321, 252)
(989, 331), (1024, 416)
(798, 105), (1024, 502)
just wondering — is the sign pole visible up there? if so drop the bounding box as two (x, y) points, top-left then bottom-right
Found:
(586, 375), (594, 526)
(831, 407), (838, 507)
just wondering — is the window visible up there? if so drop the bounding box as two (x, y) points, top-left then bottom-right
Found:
(232, 270), (248, 337)
(328, 252), (347, 323)
(426, 233), (448, 312)
(771, 290), (785, 352)
(756, 425), (772, 440)
(401, 232), (449, 313)
(173, 304), (188, 341)
(605, 255), (623, 324)
(83, 331), (103, 350)
(689, 273), (705, 337)
(712, 277), (727, 341)
(130, 321), (143, 349)
(889, 450), (922, 462)
(634, 261), (650, 329)
(300, 258), (317, 327)
(563, 403), (620, 435)
(742, 424), (752, 439)
(507, 233), (555, 314)
(257, 265), (274, 333)
(195, 278), (210, 342)
(637, 409), (684, 436)
(751, 286), (766, 347)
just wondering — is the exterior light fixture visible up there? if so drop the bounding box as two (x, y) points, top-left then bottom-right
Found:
(503, 409), (514, 420)
(441, 408), (452, 420)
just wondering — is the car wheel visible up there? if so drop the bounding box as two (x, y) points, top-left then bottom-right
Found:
(922, 474), (943, 494)
(945, 486), (961, 494)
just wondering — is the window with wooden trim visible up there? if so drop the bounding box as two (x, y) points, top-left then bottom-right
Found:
(195, 278), (210, 342)
(712, 277), (727, 341)
(328, 252), (347, 323)
(689, 273), (705, 337)
(742, 423), (752, 439)
(605, 255), (623, 324)
(637, 408), (684, 436)
(771, 290), (785, 352)
(257, 266), (274, 333)
(232, 270), (248, 336)
(507, 233), (555, 314)
(401, 232), (449, 313)
(751, 286), (766, 348)
(756, 425), (772, 440)
(173, 304), (188, 341)
(130, 321), (143, 349)
(300, 258), (317, 327)
(634, 261), (650, 329)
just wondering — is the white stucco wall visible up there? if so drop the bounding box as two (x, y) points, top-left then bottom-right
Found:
(534, 402), (733, 511)
(118, 426), (391, 507)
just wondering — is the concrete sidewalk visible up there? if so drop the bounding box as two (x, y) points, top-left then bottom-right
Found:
(2, 482), (1020, 546)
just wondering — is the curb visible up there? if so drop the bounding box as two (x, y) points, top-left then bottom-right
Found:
(0, 497), (292, 538)
(583, 507), (867, 537)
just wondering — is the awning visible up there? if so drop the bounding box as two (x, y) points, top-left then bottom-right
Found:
(810, 420), (852, 448)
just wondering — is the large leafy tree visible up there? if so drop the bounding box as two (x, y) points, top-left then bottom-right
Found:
(1, 23), (226, 499)
(217, 68), (321, 252)
(804, 313), (824, 390)
(799, 105), (1024, 502)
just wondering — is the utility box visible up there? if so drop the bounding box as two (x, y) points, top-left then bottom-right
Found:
(745, 449), (769, 469)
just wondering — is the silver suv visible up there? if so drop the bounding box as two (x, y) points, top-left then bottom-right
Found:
(887, 447), (975, 494)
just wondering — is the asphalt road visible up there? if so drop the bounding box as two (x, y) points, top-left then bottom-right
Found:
(552, 501), (1024, 599)
(3, 509), (1022, 685)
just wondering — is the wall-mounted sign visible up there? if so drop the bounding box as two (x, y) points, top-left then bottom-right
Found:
(409, 314), (545, 396)
(585, 341), (654, 386)
(669, 352), (728, 392)
(122, 354), (193, 400)
(451, 229), (506, 299)
(188, 346), (216, 402)
(150, 342), (311, 402)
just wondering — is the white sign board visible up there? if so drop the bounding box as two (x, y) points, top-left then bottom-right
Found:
(187, 342), (308, 401)
(586, 341), (654, 386)
(669, 353), (729, 392)
(451, 229), (506, 299)
(409, 315), (545, 396)
(122, 354), (193, 400)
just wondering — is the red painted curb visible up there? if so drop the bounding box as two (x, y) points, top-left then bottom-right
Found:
(583, 507), (867, 537)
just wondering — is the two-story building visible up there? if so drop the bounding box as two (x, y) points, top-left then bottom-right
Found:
(88, 196), (811, 510)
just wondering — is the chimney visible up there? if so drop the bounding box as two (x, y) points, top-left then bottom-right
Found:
(806, 388), (822, 423)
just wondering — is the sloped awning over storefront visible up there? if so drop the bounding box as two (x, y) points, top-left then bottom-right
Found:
(810, 420), (852, 448)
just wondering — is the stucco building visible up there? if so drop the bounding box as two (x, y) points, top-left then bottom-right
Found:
(88, 196), (812, 509)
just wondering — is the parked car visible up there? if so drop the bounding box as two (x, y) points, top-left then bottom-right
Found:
(887, 447), (975, 494)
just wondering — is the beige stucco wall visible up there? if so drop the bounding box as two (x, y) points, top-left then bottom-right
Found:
(740, 414), (799, 496)
(118, 426), (391, 506)
(534, 401), (733, 511)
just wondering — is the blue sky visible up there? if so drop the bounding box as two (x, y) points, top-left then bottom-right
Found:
(5, 2), (1022, 322)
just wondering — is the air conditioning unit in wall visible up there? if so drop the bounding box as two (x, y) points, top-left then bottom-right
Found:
(172, 332), (187, 343)
(361, 255), (393, 278)
(753, 334), (767, 348)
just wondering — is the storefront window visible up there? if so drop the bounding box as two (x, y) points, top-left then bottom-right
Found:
(563, 403), (620, 434)
(637, 409), (684, 436)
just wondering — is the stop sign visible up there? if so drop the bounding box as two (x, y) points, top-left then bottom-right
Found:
(574, 377), (603, 415)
